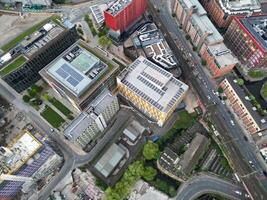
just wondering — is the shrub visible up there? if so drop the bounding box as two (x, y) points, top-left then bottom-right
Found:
(22, 95), (31, 103)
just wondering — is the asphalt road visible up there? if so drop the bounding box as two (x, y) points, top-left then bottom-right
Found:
(176, 174), (247, 200)
(147, 0), (267, 199)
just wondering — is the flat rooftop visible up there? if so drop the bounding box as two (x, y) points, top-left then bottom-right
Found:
(219, 0), (261, 14)
(207, 43), (238, 68)
(133, 23), (177, 69)
(106, 0), (132, 16)
(240, 15), (267, 51)
(42, 44), (107, 97)
(4, 131), (42, 173)
(94, 143), (126, 177)
(123, 120), (145, 142)
(118, 56), (188, 113)
(184, 0), (223, 45)
(64, 89), (117, 141)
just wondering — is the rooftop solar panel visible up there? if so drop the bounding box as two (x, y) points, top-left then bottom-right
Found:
(56, 68), (68, 79)
(62, 63), (84, 82)
(67, 76), (79, 87)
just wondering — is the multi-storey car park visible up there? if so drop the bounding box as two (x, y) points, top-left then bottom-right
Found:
(117, 56), (188, 126)
(40, 41), (120, 111)
(64, 89), (120, 149)
(0, 20), (78, 93)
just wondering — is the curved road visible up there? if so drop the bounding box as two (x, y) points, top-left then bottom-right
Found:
(176, 174), (247, 200)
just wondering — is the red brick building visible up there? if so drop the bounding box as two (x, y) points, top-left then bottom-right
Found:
(104, 0), (147, 34)
(199, 0), (261, 28)
(224, 15), (267, 69)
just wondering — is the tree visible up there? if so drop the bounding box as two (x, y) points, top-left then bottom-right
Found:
(98, 36), (112, 48)
(185, 34), (190, 40)
(222, 96), (227, 100)
(192, 46), (197, 51)
(201, 59), (207, 66)
(236, 78), (244, 86)
(172, 13), (176, 17)
(22, 95), (31, 103)
(42, 92), (51, 101)
(31, 84), (43, 93)
(217, 87), (223, 94)
(143, 141), (159, 160)
(142, 166), (157, 181)
(168, 185), (177, 197)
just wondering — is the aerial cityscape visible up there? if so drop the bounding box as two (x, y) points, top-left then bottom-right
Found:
(0, 0), (267, 200)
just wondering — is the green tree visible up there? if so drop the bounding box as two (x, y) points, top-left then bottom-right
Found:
(31, 84), (43, 93)
(142, 166), (157, 181)
(168, 185), (177, 197)
(42, 92), (51, 101)
(236, 78), (244, 86)
(98, 36), (112, 48)
(143, 141), (159, 160)
(22, 95), (31, 103)
(217, 87), (224, 94)
(201, 59), (207, 66)
(185, 34), (190, 40)
(27, 89), (37, 98)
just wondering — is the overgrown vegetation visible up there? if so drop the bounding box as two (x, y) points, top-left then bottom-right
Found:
(84, 14), (97, 36)
(248, 70), (265, 78)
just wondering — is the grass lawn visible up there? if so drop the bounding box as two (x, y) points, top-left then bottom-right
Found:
(0, 56), (26, 76)
(49, 98), (72, 116)
(248, 70), (265, 78)
(1, 15), (61, 53)
(173, 110), (196, 130)
(41, 105), (65, 128)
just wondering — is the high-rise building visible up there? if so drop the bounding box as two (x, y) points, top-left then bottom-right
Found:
(64, 89), (120, 148)
(104, 0), (147, 34)
(199, 0), (261, 28)
(0, 21), (78, 92)
(224, 15), (267, 69)
(117, 56), (188, 126)
(40, 41), (120, 111)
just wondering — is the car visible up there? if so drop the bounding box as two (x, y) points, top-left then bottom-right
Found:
(249, 161), (255, 168)
(207, 96), (211, 100)
(263, 170), (267, 177)
(50, 128), (54, 132)
(221, 100), (225, 105)
(230, 120), (235, 126)
(235, 191), (242, 195)
(244, 136), (248, 141)
(245, 194), (250, 198)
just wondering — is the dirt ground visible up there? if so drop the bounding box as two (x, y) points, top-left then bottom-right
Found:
(0, 13), (51, 48)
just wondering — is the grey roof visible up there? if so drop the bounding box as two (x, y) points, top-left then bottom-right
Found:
(224, 76), (267, 129)
(179, 133), (209, 174)
(64, 89), (117, 141)
(218, 0), (261, 14)
(94, 143), (126, 177)
(123, 120), (145, 142)
(240, 15), (267, 51)
(118, 56), (188, 113)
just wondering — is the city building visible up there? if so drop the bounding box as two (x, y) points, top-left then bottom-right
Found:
(173, 0), (224, 50)
(0, 0), (52, 9)
(260, 0), (267, 13)
(178, 133), (210, 175)
(104, 0), (147, 35)
(0, 21), (78, 92)
(199, 43), (238, 77)
(117, 56), (188, 126)
(172, 0), (237, 77)
(0, 131), (62, 199)
(224, 15), (267, 69)
(124, 23), (178, 70)
(64, 89), (120, 148)
(199, 0), (261, 28)
(122, 120), (145, 144)
(94, 143), (127, 178)
(219, 76), (267, 135)
(40, 41), (120, 111)
(90, 3), (112, 29)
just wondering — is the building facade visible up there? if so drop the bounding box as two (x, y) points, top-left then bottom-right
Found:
(199, 43), (238, 77)
(199, 0), (261, 28)
(219, 77), (267, 135)
(64, 90), (120, 148)
(173, 0), (237, 77)
(224, 15), (267, 69)
(117, 56), (188, 126)
(40, 41), (120, 111)
(2, 23), (78, 93)
(104, 0), (147, 34)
